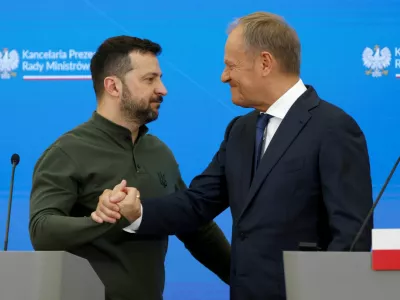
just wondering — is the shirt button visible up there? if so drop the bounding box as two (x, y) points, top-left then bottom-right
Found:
(239, 232), (246, 240)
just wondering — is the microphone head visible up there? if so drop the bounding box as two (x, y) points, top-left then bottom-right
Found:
(11, 153), (20, 166)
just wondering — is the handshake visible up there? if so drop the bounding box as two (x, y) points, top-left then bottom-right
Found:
(91, 179), (142, 224)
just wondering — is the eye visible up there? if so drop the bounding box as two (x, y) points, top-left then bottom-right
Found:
(146, 77), (155, 83)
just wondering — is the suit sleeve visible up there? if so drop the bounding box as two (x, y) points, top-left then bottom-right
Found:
(138, 117), (240, 235)
(29, 146), (130, 251)
(319, 113), (373, 251)
(174, 175), (231, 284)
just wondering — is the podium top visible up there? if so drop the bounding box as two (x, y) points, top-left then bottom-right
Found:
(283, 251), (400, 300)
(0, 251), (104, 300)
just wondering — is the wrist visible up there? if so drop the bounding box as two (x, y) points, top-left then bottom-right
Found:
(123, 207), (142, 223)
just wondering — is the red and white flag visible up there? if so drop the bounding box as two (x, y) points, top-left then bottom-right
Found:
(372, 228), (400, 270)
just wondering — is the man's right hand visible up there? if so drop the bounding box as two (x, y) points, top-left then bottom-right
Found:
(116, 187), (142, 223)
(91, 179), (128, 224)
(91, 180), (142, 224)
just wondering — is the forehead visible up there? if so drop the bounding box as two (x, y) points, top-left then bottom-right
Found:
(128, 52), (161, 75)
(224, 27), (247, 63)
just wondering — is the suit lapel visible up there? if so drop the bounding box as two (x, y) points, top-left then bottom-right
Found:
(239, 111), (259, 192)
(237, 88), (319, 220)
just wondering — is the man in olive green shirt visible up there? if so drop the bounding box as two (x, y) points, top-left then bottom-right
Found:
(29, 35), (231, 300)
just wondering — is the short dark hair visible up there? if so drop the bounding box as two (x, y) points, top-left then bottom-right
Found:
(90, 35), (162, 98)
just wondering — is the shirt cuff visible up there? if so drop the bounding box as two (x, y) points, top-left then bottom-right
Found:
(122, 204), (143, 233)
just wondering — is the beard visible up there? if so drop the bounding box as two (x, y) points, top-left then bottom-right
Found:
(119, 82), (163, 125)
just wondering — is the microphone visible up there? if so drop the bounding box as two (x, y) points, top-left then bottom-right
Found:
(3, 153), (20, 251)
(349, 156), (400, 252)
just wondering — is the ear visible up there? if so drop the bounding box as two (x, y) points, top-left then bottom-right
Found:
(260, 51), (273, 76)
(104, 76), (122, 98)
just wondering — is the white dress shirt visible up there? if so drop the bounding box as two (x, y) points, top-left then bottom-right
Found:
(260, 79), (307, 156)
(123, 79), (307, 233)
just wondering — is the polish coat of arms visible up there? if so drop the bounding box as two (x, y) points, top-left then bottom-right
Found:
(0, 48), (20, 79)
(362, 45), (391, 78)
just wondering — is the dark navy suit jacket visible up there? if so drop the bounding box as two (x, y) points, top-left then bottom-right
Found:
(138, 86), (373, 300)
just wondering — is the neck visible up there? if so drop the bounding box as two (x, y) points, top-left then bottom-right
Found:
(96, 99), (140, 141)
(257, 74), (300, 111)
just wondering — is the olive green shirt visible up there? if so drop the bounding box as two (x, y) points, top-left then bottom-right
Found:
(29, 112), (230, 300)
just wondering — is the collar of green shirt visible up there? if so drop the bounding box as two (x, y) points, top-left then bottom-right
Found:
(90, 111), (149, 146)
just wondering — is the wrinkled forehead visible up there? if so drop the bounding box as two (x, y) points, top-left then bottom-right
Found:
(128, 52), (162, 76)
(224, 27), (248, 63)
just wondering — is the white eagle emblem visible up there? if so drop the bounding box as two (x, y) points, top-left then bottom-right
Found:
(0, 48), (20, 79)
(362, 45), (391, 78)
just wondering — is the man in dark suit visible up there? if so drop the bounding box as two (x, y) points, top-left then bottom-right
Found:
(92, 12), (373, 300)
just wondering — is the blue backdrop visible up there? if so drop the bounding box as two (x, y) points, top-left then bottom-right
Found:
(0, 0), (399, 299)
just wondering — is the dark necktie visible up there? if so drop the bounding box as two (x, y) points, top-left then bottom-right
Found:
(254, 113), (272, 171)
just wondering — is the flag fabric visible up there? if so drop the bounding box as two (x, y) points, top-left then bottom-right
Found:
(372, 228), (400, 270)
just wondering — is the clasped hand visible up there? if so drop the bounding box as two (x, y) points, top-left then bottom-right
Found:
(91, 179), (141, 224)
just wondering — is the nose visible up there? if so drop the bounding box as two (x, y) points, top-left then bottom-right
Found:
(221, 68), (230, 83)
(155, 81), (168, 96)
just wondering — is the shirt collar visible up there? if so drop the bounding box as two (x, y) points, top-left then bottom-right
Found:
(90, 111), (149, 142)
(263, 79), (307, 119)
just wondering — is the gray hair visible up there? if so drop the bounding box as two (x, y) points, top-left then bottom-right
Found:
(227, 12), (301, 75)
